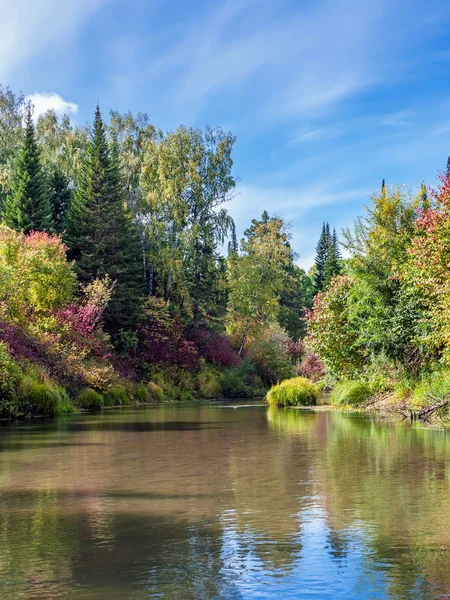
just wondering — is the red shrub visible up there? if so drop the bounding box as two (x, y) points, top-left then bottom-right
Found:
(188, 327), (239, 367)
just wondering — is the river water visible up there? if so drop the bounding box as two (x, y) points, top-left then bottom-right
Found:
(1, 403), (450, 599)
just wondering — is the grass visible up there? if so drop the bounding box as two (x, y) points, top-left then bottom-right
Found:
(331, 380), (372, 407)
(266, 377), (318, 407)
(76, 388), (104, 410)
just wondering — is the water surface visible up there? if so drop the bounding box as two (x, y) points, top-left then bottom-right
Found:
(1, 403), (450, 599)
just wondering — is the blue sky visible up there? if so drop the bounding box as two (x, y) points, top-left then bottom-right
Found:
(2, 0), (450, 269)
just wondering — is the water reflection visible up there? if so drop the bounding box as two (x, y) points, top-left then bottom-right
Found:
(0, 405), (450, 598)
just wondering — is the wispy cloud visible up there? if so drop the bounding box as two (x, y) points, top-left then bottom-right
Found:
(0, 0), (107, 82)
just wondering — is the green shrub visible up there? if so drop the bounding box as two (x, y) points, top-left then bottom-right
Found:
(266, 376), (317, 407)
(135, 383), (151, 403)
(103, 384), (129, 406)
(76, 388), (103, 410)
(197, 368), (221, 399)
(20, 378), (61, 416)
(147, 381), (165, 402)
(246, 337), (294, 386)
(331, 380), (372, 406)
(57, 389), (75, 414)
(409, 370), (450, 408)
(221, 369), (254, 398)
(0, 342), (23, 417)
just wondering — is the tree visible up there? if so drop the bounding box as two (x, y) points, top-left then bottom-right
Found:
(323, 228), (342, 289)
(314, 222), (331, 292)
(2, 107), (52, 233)
(64, 106), (143, 335)
(227, 212), (294, 353)
(140, 125), (236, 319)
(49, 171), (71, 233)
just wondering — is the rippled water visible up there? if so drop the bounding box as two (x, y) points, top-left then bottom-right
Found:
(1, 403), (450, 599)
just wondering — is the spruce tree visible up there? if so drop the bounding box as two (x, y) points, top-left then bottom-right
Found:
(323, 228), (342, 290)
(314, 222), (331, 292)
(447, 157), (450, 177)
(49, 171), (72, 233)
(64, 106), (143, 335)
(227, 220), (238, 256)
(2, 107), (52, 232)
(420, 181), (429, 211)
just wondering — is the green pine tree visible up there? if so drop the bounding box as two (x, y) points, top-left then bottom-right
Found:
(2, 107), (52, 232)
(314, 222), (331, 292)
(323, 228), (342, 289)
(64, 106), (143, 335)
(49, 171), (72, 233)
(420, 181), (429, 211)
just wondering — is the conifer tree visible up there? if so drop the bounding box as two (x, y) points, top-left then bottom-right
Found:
(64, 106), (143, 335)
(447, 157), (450, 177)
(420, 181), (429, 210)
(49, 171), (72, 233)
(2, 107), (52, 233)
(314, 222), (331, 292)
(228, 220), (238, 256)
(323, 228), (342, 289)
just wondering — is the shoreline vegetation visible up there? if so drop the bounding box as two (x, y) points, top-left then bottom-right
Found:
(2, 84), (450, 425)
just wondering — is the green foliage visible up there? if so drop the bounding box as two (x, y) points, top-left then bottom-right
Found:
(2, 107), (52, 233)
(0, 225), (76, 325)
(227, 211), (295, 352)
(330, 380), (373, 407)
(307, 276), (367, 378)
(246, 334), (294, 386)
(221, 369), (254, 398)
(135, 383), (151, 403)
(196, 367), (222, 399)
(103, 384), (129, 406)
(147, 381), (165, 402)
(266, 376), (317, 407)
(64, 106), (143, 335)
(49, 171), (71, 233)
(0, 342), (22, 415)
(76, 388), (104, 410)
(19, 377), (62, 416)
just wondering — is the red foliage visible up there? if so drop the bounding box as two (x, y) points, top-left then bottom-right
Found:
(187, 327), (239, 367)
(296, 351), (325, 382)
(55, 303), (106, 357)
(138, 301), (200, 370)
(0, 320), (42, 362)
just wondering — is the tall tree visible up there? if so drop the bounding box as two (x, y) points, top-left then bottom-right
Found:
(64, 106), (143, 335)
(49, 171), (72, 233)
(323, 228), (342, 289)
(314, 222), (331, 292)
(420, 181), (430, 210)
(227, 212), (293, 353)
(2, 107), (52, 233)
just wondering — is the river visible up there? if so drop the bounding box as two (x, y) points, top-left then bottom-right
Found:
(0, 403), (450, 599)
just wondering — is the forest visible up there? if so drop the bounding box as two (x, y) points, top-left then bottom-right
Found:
(1, 82), (449, 421)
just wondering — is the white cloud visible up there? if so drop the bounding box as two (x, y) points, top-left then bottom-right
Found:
(26, 92), (78, 119)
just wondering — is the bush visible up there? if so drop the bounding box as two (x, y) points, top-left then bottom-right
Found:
(246, 336), (294, 386)
(103, 384), (129, 406)
(410, 369), (450, 409)
(266, 377), (318, 407)
(76, 388), (103, 410)
(221, 369), (254, 398)
(147, 381), (165, 402)
(135, 383), (151, 403)
(57, 388), (75, 413)
(197, 367), (222, 399)
(0, 342), (21, 401)
(331, 380), (372, 406)
(20, 377), (61, 416)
